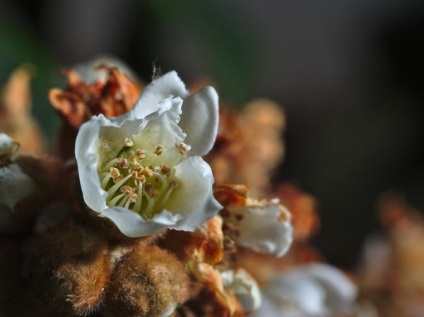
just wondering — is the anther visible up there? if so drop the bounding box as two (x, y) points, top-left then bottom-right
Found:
(129, 193), (138, 203)
(160, 164), (171, 176)
(120, 185), (133, 195)
(135, 149), (146, 160)
(119, 158), (129, 169)
(175, 142), (188, 155)
(124, 138), (133, 147)
(154, 145), (164, 155)
(142, 167), (153, 178)
(132, 164), (143, 172)
(144, 183), (158, 198)
(110, 167), (120, 179)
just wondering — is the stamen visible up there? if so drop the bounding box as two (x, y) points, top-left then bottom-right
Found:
(110, 167), (120, 179)
(142, 167), (153, 178)
(101, 173), (112, 188)
(160, 164), (171, 176)
(107, 174), (132, 197)
(143, 193), (156, 219)
(124, 137), (134, 147)
(132, 182), (143, 212)
(118, 195), (130, 207)
(131, 164), (143, 172)
(124, 197), (132, 209)
(156, 181), (179, 210)
(103, 158), (120, 171)
(135, 149), (146, 160)
(175, 142), (188, 155)
(119, 158), (130, 169)
(109, 193), (126, 206)
(154, 145), (164, 155)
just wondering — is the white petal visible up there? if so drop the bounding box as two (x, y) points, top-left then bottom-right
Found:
(0, 164), (37, 233)
(303, 264), (358, 309)
(179, 87), (219, 156)
(133, 96), (187, 165)
(221, 269), (262, 314)
(131, 71), (189, 119)
(75, 116), (111, 212)
(236, 205), (293, 257)
(267, 272), (326, 315)
(167, 156), (222, 231)
(100, 207), (182, 237)
(0, 164), (37, 210)
(0, 133), (19, 161)
(264, 264), (357, 316)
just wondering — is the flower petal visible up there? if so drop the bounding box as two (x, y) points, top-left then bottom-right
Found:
(264, 264), (358, 316)
(166, 156), (222, 231)
(179, 86), (219, 156)
(133, 96), (187, 165)
(0, 164), (37, 233)
(75, 115), (113, 212)
(131, 71), (189, 119)
(221, 269), (262, 314)
(235, 204), (293, 257)
(100, 207), (182, 237)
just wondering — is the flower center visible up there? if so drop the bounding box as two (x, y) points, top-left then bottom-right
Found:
(98, 138), (187, 219)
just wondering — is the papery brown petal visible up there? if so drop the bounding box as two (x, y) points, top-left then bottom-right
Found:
(48, 88), (91, 129)
(214, 184), (249, 207)
(158, 217), (224, 265)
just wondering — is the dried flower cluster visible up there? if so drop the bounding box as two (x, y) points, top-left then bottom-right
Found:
(359, 193), (424, 317)
(0, 62), (366, 317)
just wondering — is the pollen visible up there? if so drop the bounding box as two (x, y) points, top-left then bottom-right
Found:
(98, 140), (183, 219)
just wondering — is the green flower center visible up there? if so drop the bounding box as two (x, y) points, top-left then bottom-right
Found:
(98, 138), (187, 219)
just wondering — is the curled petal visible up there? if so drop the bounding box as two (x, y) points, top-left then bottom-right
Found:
(132, 71), (189, 119)
(221, 269), (262, 314)
(168, 156), (222, 231)
(179, 86), (219, 156)
(236, 204), (293, 257)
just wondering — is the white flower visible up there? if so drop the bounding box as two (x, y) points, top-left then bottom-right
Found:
(221, 268), (262, 314)
(0, 133), (37, 233)
(225, 197), (293, 257)
(253, 263), (358, 317)
(75, 71), (222, 237)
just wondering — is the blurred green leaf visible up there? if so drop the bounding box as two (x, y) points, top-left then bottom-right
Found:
(0, 16), (60, 138)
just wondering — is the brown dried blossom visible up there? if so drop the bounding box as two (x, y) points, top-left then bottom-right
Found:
(205, 99), (285, 197)
(49, 66), (141, 128)
(359, 192), (424, 317)
(48, 66), (142, 158)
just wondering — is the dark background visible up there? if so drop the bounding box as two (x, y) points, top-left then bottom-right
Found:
(1, 0), (424, 269)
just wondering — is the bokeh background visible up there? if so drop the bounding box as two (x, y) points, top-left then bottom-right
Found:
(1, 0), (424, 269)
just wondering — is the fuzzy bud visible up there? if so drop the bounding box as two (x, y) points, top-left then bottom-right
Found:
(105, 244), (190, 317)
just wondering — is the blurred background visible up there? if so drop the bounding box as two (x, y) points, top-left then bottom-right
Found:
(1, 0), (424, 270)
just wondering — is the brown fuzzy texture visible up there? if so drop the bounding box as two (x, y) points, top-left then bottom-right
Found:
(21, 209), (111, 316)
(105, 244), (190, 317)
(55, 251), (111, 316)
